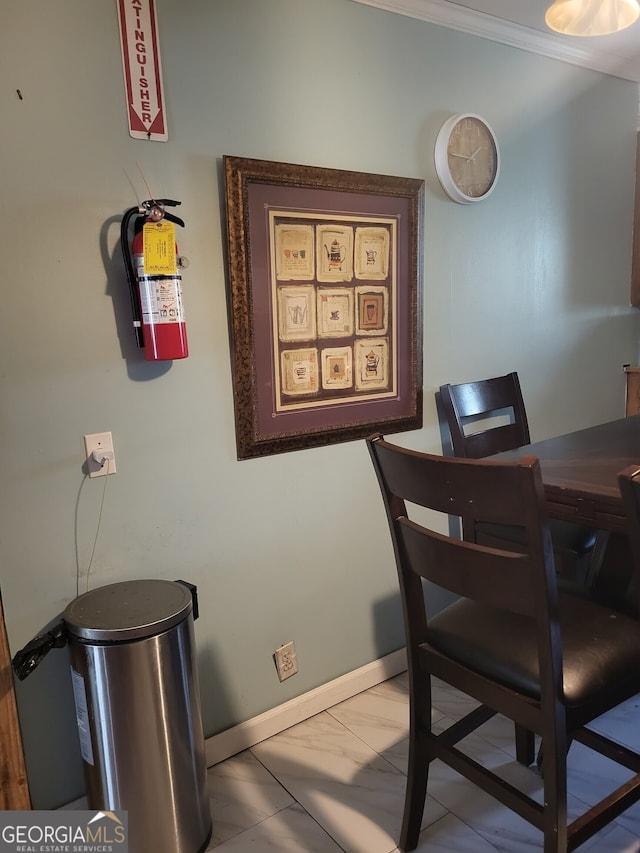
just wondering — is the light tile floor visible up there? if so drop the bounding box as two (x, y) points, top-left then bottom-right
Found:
(206, 672), (640, 852)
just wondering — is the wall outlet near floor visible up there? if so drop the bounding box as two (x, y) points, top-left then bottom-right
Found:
(274, 641), (298, 682)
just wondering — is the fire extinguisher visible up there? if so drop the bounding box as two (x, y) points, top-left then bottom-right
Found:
(120, 198), (189, 361)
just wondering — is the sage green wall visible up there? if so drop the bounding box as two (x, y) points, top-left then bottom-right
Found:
(2, 0), (638, 809)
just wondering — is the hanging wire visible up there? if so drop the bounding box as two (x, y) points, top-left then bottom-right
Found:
(83, 457), (111, 594)
(74, 474), (89, 598)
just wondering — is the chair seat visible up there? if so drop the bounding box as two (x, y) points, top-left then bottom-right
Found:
(475, 518), (597, 557)
(426, 592), (640, 708)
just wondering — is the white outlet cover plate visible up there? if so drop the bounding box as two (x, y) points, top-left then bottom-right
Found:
(84, 432), (117, 477)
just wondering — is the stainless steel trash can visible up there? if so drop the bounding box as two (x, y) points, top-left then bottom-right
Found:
(64, 579), (211, 853)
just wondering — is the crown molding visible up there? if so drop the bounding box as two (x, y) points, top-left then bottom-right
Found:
(351, 0), (640, 83)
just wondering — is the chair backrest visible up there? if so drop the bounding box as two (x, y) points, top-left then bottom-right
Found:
(439, 372), (530, 459)
(366, 434), (558, 672)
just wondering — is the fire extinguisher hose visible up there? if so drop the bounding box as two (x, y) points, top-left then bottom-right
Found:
(120, 205), (145, 348)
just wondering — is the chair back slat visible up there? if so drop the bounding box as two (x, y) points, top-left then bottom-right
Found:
(439, 372), (530, 458)
(398, 520), (536, 617)
(370, 435), (536, 528)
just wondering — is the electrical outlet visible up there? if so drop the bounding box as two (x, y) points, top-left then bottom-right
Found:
(84, 432), (117, 478)
(274, 641), (298, 682)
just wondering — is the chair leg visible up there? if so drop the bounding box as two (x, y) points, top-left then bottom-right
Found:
(537, 736), (572, 779)
(515, 724), (535, 766)
(542, 733), (569, 853)
(400, 673), (434, 851)
(583, 530), (610, 589)
(399, 726), (429, 852)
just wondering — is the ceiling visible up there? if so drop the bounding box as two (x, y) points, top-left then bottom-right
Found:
(352, 0), (640, 82)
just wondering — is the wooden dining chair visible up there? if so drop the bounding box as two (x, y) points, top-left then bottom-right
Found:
(439, 373), (603, 770)
(367, 434), (640, 853)
(438, 372), (598, 581)
(616, 464), (640, 617)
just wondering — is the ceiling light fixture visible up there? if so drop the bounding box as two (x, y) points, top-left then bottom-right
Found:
(545, 0), (640, 35)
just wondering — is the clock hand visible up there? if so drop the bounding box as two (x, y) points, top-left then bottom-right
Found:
(450, 149), (482, 163)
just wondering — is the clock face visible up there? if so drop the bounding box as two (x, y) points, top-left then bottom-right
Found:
(435, 114), (500, 204)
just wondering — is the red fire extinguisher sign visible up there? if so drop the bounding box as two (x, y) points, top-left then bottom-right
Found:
(117, 0), (168, 142)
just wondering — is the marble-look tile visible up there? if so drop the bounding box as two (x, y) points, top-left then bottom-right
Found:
(251, 710), (447, 853)
(590, 693), (640, 751)
(383, 712), (576, 850)
(392, 671), (408, 691)
(467, 712), (538, 760)
(327, 676), (411, 754)
(430, 675), (482, 720)
(400, 711), (640, 852)
(376, 671), (409, 697)
(564, 735), (640, 843)
(58, 673), (640, 852)
(566, 737), (633, 806)
(382, 734), (410, 776)
(382, 707), (520, 778)
(614, 804), (640, 843)
(206, 750), (294, 847)
(580, 820), (640, 853)
(417, 717), (546, 851)
(393, 671), (530, 762)
(412, 811), (501, 852)
(210, 802), (343, 851)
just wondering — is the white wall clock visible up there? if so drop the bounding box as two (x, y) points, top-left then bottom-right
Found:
(434, 113), (500, 204)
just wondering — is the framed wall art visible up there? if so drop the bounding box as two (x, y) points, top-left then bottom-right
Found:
(223, 155), (424, 459)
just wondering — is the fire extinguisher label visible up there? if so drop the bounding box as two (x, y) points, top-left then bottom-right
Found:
(139, 276), (185, 324)
(70, 667), (95, 766)
(143, 221), (177, 275)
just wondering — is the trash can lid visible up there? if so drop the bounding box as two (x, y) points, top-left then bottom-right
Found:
(63, 579), (193, 642)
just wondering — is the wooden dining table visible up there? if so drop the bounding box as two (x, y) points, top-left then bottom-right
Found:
(491, 413), (640, 606)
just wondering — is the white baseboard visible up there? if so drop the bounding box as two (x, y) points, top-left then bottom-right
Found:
(204, 647), (407, 767)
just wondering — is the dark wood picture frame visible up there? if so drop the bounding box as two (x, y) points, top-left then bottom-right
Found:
(223, 155), (424, 459)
